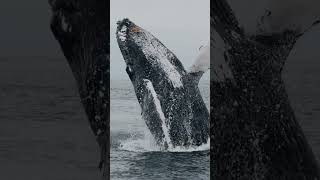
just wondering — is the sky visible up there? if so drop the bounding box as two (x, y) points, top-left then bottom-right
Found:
(0, 0), (319, 78)
(110, 0), (210, 80)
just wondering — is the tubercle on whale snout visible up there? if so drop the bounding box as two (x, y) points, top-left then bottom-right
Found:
(117, 18), (141, 32)
(116, 18), (141, 43)
(116, 19), (131, 43)
(116, 19), (145, 45)
(117, 18), (132, 28)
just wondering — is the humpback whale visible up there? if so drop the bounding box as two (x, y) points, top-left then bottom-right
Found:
(211, 0), (320, 179)
(49, 0), (109, 178)
(116, 19), (209, 148)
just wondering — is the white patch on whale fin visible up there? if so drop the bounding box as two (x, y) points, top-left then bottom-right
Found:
(141, 79), (172, 149)
(188, 43), (210, 84)
(189, 43), (210, 74)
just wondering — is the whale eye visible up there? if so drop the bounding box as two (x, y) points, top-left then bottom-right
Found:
(126, 65), (135, 78)
(127, 65), (133, 73)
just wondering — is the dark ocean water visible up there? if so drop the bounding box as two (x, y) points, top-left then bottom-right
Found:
(110, 79), (210, 180)
(0, 53), (319, 179)
(0, 58), (101, 180)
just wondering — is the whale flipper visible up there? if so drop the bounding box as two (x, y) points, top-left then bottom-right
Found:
(138, 79), (172, 149)
(188, 43), (210, 84)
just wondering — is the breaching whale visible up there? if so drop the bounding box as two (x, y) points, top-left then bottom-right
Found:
(49, 0), (110, 177)
(211, 0), (320, 179)
(116, 19), (209, 148)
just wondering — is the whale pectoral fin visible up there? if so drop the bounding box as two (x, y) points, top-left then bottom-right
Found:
(188, 43), (210, 84)
(139, 79), (168, 147)
(188, 71), (205, 85)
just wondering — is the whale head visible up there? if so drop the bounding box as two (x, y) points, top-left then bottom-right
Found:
(116, 18), (187, 90)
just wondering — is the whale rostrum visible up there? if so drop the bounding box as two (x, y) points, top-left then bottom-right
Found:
(116, 19), (209, 148)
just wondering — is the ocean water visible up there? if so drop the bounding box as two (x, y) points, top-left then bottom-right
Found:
(0, 58), (101, 180)
(0, 56), (320, 180)
(110, 78), (210, 180)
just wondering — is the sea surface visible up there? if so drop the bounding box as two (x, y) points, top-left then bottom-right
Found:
(0, 56), (320, 180)
(0, 58), (101, 180)
(110, 78), (210, 180)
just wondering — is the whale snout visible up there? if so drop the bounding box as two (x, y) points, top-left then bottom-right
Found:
(116, 18), (142, 42)
(116, 19), (130, 42)
(117, 18), (132, 31)
(116, 18), (148, 72)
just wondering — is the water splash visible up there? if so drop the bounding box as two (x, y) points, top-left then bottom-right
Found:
(118, 129), (209, 153)
(119, 130), (160, 152)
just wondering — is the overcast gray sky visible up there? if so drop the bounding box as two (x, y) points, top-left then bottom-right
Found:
(110, 0), (210, 80)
